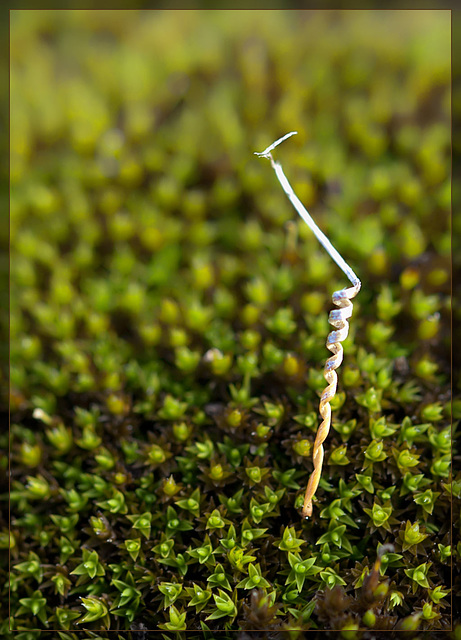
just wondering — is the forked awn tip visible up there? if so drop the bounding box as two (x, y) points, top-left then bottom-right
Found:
(254, 131), (298, 158)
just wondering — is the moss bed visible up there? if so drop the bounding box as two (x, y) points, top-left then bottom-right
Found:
(4, 9), (457, 638)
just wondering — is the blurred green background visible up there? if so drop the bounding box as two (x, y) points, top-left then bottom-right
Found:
(6, 9), (453, 635)
(10, 9), (451, 370)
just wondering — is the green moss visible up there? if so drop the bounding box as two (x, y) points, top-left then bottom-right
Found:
(5, 8), (454, 637)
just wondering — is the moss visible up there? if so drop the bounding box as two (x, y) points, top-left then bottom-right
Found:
(4, 8), (455, 638)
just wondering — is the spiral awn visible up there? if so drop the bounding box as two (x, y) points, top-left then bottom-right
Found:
(255, 132), (361, 518)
